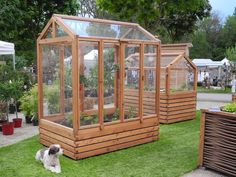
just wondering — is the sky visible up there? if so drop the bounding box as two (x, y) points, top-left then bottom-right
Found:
(209, 0), (236, 21)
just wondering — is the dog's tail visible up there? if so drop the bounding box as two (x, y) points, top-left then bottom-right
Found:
(35, 150), (42, 161)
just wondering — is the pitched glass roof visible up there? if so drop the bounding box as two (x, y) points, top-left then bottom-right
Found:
(62, 18), (158, 41)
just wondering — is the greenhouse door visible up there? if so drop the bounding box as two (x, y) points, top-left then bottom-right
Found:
(121, 42), (159, 123)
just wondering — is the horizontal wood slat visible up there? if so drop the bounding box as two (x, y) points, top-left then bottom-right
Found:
(77, 131), (158, 153)
(40, 138), (76, 159)
(40, 134), (75, 153)
(77, 117), (158, 140)
(76, 136), (158, 159)
(76, 126), (158, 146)
(40, 128), (76, 147)
(40, 119), (74, 140)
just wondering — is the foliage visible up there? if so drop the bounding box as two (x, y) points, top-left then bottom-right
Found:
(190, 9), (236, 60)
(127, 106), (136, 119)
(112, 108), (120, 121)
(222, 103), (236, 113)
(190, 12), (223, 60)
(19, 85), (38, 118)
(97, 0), (211, 42)
(0, 111), (200, 177)
(0, 80), (24, 118)
(0, 0), (79, 65)
(226, 45), (236, 62)
(226, 45), (236, 74)
(0, 64), (34, 89)
(77, 0), (111, 18)
(44, 84), (60, 114)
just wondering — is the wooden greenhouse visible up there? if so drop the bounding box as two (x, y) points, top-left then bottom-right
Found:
(37, 14), (161, 159)
(159, 49), (197, 123)
(126, 43), (197, 124)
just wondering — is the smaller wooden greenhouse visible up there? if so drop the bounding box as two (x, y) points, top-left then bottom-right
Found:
(160, 47), (197, 123)
(126, 43), (197, 123)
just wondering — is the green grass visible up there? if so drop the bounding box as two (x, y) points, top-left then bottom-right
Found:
(197, 86), (231, 93)
(0, 112), (200, 177)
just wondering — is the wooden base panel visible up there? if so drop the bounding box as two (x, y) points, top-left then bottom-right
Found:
(124, 89), (196, 124)
(76, 135), (158, 159)
(39, 117), (159, 160)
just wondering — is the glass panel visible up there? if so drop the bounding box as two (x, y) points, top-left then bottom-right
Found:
(79, 41), (99, 126)
(143, 45), (157, 116)
(103, 43), (119, 123)
(124, 44), (139, 119)
(42, 45), (61, 116)
(170, 57), (194, 93)
(56, 24), (68, 37)
(63, 45), (73, 127)
(160, 68), (166, 93)
(161, 54), (178, 67)
(44, 25), (53, 39)
(63, 19), (155, 41)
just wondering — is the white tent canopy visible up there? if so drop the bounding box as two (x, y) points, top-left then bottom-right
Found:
(0, 40), (15, 69)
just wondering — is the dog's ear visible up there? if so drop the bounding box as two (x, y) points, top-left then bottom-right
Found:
(48, 146), (59, 155)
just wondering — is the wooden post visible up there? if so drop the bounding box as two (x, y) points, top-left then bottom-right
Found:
(37, 39), (43, 120)
(52, 21), (56, 38)
(60, 45), (65, 115)
(120, 43), (125, 122)
(98, 40), (104, 130)
(72, 38), (79, 135)
(139, 43), (144, 123)
(156, 43), (161, 119)
(114, 45), (119, 108)
(166, 67), (170, 95)
(198, 110), (206, 166)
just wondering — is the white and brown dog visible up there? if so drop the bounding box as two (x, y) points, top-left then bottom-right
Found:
(35, 144), (63, 173)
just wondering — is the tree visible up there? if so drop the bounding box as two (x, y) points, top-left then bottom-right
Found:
(221, 9), (236, 49)
(190, 31), (212, 59)
(226, 45), (236, 89)
(226, 45), (236, 64)
(0, 0), (79, 65)
(77, 0), (111, 18)
(190, 12), (224, 60)
(97, 0), (211, 42)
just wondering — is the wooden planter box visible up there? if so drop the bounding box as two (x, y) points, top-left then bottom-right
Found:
(199, 109), (236, 176)
(160, 92), (196, 123)
(40, 117), (159, 160)
(124, 90), (196, 124)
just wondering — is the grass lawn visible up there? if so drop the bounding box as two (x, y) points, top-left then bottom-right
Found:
(197, 86), (231, 93)
(0, 111), (200, 177)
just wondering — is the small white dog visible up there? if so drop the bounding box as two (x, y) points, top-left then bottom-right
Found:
(35, 144), (63, 173)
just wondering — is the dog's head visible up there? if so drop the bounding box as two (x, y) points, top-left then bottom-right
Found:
(48, 144), (63, 156)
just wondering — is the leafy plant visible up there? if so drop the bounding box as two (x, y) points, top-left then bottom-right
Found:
(222, 103), (236, 113)
(44, 84), (60, 114)
(112, 108), (120, 121)
(127, 106), (136, 119)
(19, 84), (38, 119)
(0, 80), (24, 119)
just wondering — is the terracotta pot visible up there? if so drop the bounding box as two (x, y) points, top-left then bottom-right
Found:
(13, 118), (22, 128)
(2, 122), (14, 135)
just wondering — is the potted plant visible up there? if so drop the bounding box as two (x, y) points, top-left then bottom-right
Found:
(19, 92), (32, 123)
(0, 101), (8, 123)
(0, 82), (14, 135)
(8, 80), (24, 128)
(29, 85), (39, 126)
